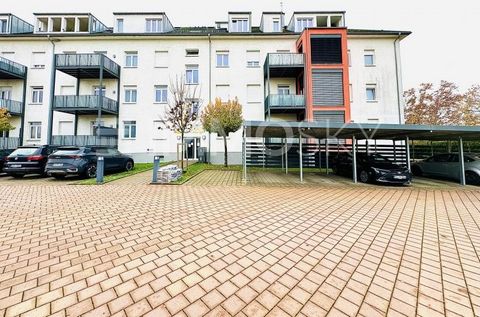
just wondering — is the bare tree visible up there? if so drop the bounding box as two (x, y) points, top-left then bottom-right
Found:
(160, 75), (201, 169)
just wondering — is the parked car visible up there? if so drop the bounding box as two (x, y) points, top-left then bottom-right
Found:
(332, 152), (412, 185)
(3, 145), (58, 178)
(0, 149), (14, 172)
(45, 146), (134, 179)
(412, 153), (480, 185)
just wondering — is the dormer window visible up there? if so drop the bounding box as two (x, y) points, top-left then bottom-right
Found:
(0, 19), (7, 33)
(117, 19), (124, 33)
(273, 19), (281, 32)
(231, 19), (249, 32)
(296, 18), (314, 32)
(146, 18), (163, 33)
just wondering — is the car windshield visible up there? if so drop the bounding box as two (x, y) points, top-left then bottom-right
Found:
(10, 148), (40, 156)
(368, 154), (391, 163)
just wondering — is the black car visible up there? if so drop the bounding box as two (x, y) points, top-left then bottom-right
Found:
(45, 146), (134, 179)
(0, 149), (14, 172)
(3, 145), (58, 178)
(332, 152), (412, 185)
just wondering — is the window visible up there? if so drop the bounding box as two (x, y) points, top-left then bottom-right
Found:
(125, 52), (138, 68)
(366, 85), (377, 102)
(155, 85), (168, 103)
(216, 85), (230, 101)
(186, 66), (199, 84)
(189, 99), (200, 116)
(295, 18), (314, 32)
(31, 87), (43, 104)
(0, 19), (7, 33)
(277, 85), (290, 95)
(246, 50), (260, 68)
(216, 52), (229, 68)
(117, 19), (124, 33)
(273, 19), (281, 32)
(29, 122), (42, 140)
(123, 121), (136, 139)
(186, 49), (199, 57)
(146, 19), (163, 33)
(0, 87), (11, 100)
(231, 19), (249, 32)
(154, 51), (168, 68)
(364, 50), (375, 66)
(247, 84), (262, 103)
(311, 35), (342, 64)
(93, 86), (106, 97)
(124, 87), (137, 103)
(152, 121), (167, 140)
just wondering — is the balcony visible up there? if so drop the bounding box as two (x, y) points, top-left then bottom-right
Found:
(53, 95), (118, 115)
(0, 99), (23, 116)
(0, 57), (27, 79)
(265, 94), (306, 113)
(0, 137), (20, 150)
(51, 135), (118, 147)
(264, 53), (305, 77)
(55, 54), (120, 79)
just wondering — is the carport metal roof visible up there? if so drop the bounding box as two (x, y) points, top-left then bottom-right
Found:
(244, 121), (480, 141)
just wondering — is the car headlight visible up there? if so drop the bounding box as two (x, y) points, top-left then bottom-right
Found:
(372, 168), (389, 175)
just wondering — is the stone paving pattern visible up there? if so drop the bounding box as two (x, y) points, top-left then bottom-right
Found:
(0, 173), (480, 316)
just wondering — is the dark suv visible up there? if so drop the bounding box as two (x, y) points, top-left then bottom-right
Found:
(0, 149), (14, 172)
(45, 146), (134, 179)
(3, 145), (58, 178)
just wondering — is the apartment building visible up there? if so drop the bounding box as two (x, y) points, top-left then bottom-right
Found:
(0, 11), (410, 163)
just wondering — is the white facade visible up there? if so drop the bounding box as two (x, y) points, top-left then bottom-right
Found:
(0, 11), (409, 164)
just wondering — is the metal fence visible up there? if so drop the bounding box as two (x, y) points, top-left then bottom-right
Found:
(53, 95), (118, 113)
(0, 137), (20, 150)
(0, 99), (23, 115)
(0, 56), (27, 78)
(51, 135), (118, 147)
(55, 54), (120, 77)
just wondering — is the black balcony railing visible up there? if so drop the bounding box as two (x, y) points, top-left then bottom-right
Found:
(55, 54), (120, 78)
(0, 56), (27, 79)
(51, 135), (118, 147)
(53, 95), (118, 114)
(0, 99), (23, 115)
(265, 94), (306, 113)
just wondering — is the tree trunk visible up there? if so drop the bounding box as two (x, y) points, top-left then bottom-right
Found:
(180, 132), (184, 170)
(223, 135), (228, 167)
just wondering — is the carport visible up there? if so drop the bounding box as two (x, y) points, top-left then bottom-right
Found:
(242, 121), (480, 186)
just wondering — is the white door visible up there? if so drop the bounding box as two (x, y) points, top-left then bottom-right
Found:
(58, 121), (74, 135)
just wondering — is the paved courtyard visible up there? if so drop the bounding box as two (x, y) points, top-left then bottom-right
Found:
(1, 178), (480, 316)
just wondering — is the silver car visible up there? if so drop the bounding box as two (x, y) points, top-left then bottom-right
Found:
(412, 153), (480, 185)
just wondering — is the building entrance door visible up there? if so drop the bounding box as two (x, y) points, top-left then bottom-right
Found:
(184, 138), (200, 159)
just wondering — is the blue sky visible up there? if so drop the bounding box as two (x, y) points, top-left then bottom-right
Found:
(4, 0), (480, 91)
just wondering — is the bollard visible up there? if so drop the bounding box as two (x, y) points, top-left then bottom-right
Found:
(96, 156), (104, 184)
(152, 156), (161, 183)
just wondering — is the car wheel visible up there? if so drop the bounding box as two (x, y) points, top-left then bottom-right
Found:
(125, 160), (134, 172)
(466, 171), (480, 185)
(12, 174), (23, 179)
(412, 165), (423, 176)
(85, 164), (97, 179)
(359, 170), (370, 183)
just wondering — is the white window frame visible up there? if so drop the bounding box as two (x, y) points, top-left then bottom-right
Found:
(272, 19), (281, 32)
(31, 87), (43, 104)
(0, 87), (12, 100)
(93, 86), (106, 97)
(154, 85), (168, 103)
(246, 50), (260, 68)
(295, 18), (314, 32)
(29, 122), (42, 140)
(185, 66), (199, 85)
(124, 87), (138, 103)
(216, 52), (229, 68)
(125, 52), (138, 68)
(231, 19), (249, 32)
(364, 50), (376, 67)
(277, 85), (290, 95)
(116, 19), (124, 33)
(146, 18), (163, 33)
(0, 19), (7, 33)
(366, 84), (377, 102)
(123, 121), (137, 139)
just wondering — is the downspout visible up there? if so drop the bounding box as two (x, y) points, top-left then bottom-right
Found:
(394, 32), (403, 124)
(47, 35), (58, 145)
(208, 33), (212, 163)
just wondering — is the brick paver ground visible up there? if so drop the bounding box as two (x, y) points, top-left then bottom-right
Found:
(1, 178), (480, 316)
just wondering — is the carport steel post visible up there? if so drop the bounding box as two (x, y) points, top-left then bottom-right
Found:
(459, 137), (466, 186)
(352, 135), (357, 184)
